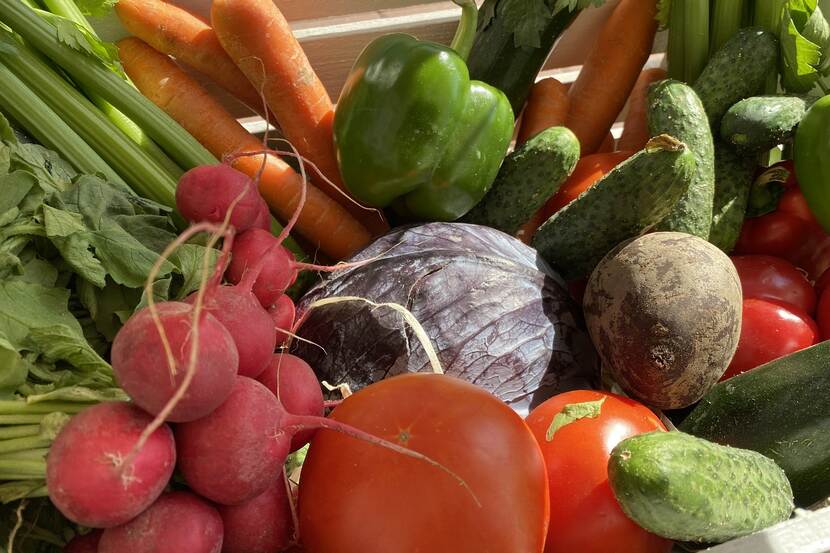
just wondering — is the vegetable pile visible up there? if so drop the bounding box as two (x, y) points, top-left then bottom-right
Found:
(0, 0), (829, 551)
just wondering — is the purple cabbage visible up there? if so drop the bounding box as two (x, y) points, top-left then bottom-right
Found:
(293, 223), (598, 414)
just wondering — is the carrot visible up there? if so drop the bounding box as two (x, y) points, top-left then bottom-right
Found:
(517, 78), (570, 145)
(564, 0), (659, 155)
(596, 131), (616, 153)
(115, 0), (264, 113)
(208, 0), (387, 232)
(617, 67), (668, 152)
(117, 37), (372, 261)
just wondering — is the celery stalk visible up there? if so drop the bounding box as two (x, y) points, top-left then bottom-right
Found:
(683, 0), (710, 83)
(0, 0), (216, 170)
(40, 0), (184, 179)
(711, 0), (745, 53)
(754, 0), (786, 33)
(0, 36), (178, 206)
(0, 58), (125, 185)
(667, 0), (687, 81)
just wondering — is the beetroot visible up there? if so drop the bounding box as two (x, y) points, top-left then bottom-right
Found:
(217, 483), (292, 553)
(98, 492), (223, 553)
(175, 377), (287, 505)
(176, 164), (265, 232)
(269, 295), (296, 347)
(225, 228), (298, 308)
(185, 285), (276, 378)
(111, 302), (239, 422)
(63, 530), (102, 553)
(257, 354), (323, 451)
(46, 403), (176, 528)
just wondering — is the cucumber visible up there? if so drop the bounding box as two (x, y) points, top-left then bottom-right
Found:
(648, 79), (715, 239)
(721, 96), (809, 154)
(708, 144), (755, 252)
(681, 340), (830, 506)
(532, 135), (694, 281)
(608, 431), (794, 543)
(693, 28), (779, 128)
(462, 127), (580, 234)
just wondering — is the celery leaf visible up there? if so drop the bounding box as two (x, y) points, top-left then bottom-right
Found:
(656, 0), (671, 29)
(781, 0), (830, 92)
(74, 0), (118, 17)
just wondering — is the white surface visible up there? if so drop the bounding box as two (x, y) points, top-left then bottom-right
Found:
(706, 508), (830, 553)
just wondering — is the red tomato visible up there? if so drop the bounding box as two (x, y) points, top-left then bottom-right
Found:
(540, 151), (634, 219)
(816, 268), (830, 298)
(525, 391), (672, 553)
(816, 290), (830, 341)
(722, 299), (819, 380)
(731, 255), (816, 315)
(734, 211), (813, 259)
(778, 187), (820, 227)
(298, 374), (550, 553)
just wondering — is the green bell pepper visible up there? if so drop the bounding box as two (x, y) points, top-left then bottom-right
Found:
(794, 94), (830, 233)
(333, 0), (515, 221)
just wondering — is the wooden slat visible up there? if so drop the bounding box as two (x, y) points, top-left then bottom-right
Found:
(161, 0), (454, 22)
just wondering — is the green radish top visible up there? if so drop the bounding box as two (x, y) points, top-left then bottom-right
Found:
(608, 431), (794, 544)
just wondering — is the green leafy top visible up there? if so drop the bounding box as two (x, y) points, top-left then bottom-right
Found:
(780, 0), (830, 92)
(74, 0), (119, 17)
(0, 113), (218, 401)
(482, 0), (607, 49)
(656, 0), (671, 29)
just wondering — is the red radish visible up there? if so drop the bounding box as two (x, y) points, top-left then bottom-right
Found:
(98, 491), (223, 553)
(111, 301), (239, 422)
(257, 353), (323, 451)
(251, 201), (272, 231)
(269, 294), (295, 347)
(63, 530), (102, 553)
(226, 228), (298, 307)
(176, 376), (466, 506)
(176, 164), (265, 232)
(46, 402), (176, 528)
(217, 483), (293, 553)
(185, 283), (276, 378)
(175, 376), (288, 505)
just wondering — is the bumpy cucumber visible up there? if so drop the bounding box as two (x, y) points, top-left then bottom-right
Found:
(648, 79), (715, 239)
(532, 135), (694, 281)
(463, 126), (580, 234)
(709, 145), (756, 252)
(693, 28), (779, 128)
(721, 96), (809, 154)
(681, 340), (830, 506)
(609, 431), (794, 543)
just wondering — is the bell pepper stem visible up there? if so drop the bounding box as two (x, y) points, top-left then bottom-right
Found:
(451, 0), (478, 61)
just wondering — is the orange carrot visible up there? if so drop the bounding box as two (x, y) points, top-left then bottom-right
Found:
(211, 0), (387, 234)
(115, 0), (265, 113)
(596, 131), (616, 153)
(117, 37), (371, 260)
(565, 0), (658, 155)
(617, 67), (668, 152)
(517, 78), (570, 145)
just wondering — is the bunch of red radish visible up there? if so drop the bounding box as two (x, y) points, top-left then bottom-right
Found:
(51, 163), (410, 553)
